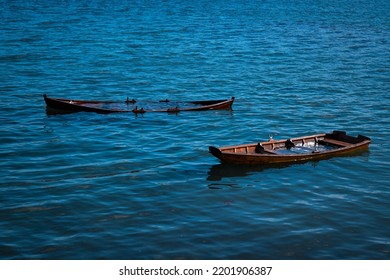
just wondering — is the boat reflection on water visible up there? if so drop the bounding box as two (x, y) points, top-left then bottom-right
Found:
(207, 162), (301, 182)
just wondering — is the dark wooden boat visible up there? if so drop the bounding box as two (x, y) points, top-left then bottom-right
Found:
(43, 94), (234, 114)
(209, 131), (371, 165)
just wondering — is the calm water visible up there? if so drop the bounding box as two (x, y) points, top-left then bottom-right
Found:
(1, 0), (389, 260)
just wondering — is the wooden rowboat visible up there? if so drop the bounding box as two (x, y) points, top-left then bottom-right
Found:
(209, 131), (371, 165)
(43, 94), (234, 114)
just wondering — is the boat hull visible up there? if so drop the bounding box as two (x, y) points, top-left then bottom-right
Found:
(43, 95), (234, 114)
(209, 131), (371, 165)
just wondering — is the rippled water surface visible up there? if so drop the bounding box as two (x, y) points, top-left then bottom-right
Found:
(1, 0), (389, 259)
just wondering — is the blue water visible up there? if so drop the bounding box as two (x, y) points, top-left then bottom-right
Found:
(1, 0), (389, 260)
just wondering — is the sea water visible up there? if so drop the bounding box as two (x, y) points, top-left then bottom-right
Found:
(0, 0), (389, 259)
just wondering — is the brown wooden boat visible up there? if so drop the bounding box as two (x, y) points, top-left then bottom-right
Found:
(43, 94), (234, 114)
(209, 131), (371, 165)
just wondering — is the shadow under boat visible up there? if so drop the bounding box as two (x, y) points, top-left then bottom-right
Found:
(206, 162), (301, 181)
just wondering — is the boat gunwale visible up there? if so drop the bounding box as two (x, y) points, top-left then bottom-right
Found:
(219, 140), (370, 157)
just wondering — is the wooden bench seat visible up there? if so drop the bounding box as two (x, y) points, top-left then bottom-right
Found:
(321, 138), (350, 147)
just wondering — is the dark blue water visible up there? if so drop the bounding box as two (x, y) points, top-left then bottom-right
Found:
(1, 0), (389, 259)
